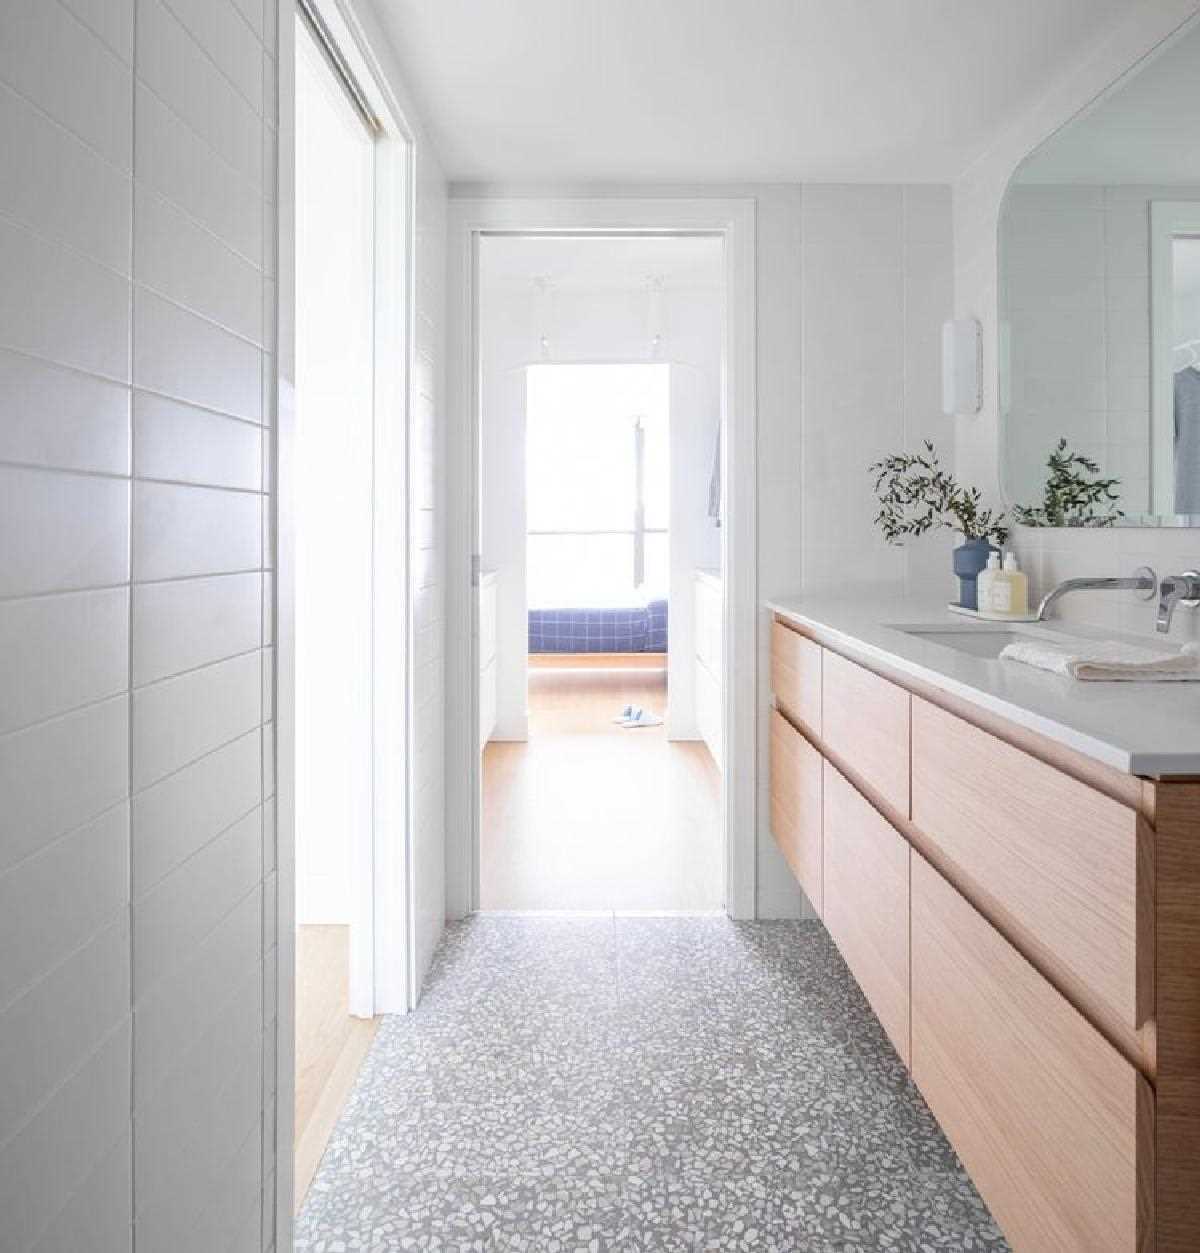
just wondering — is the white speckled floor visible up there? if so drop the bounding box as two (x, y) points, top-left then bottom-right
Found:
(296, 916), (1008, 1251)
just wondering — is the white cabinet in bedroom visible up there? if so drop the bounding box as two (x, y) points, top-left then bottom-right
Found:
(478, 572), (497, 748)
(693, 569), (722, 768)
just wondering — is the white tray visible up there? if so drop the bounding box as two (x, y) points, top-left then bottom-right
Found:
(947, 602), (1039, 624)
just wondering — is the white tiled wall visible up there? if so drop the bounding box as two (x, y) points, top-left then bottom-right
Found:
(800, 185), (956, 599)
(1002, 183), (1200, 512)
(411, 155), (449, 992)
(0, 1), (278, 1250)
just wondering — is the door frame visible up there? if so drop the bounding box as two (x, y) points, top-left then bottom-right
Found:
(445, 198), (758, 920)
(275, 0), (418, 1233)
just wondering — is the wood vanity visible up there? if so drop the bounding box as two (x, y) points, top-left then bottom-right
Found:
(769, 611), (1200, 1251)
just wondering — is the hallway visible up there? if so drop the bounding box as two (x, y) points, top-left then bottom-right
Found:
(296, 917), (1005, 1250)
(481, 668), (723, 912)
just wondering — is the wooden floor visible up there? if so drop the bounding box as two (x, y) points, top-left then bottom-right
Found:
(481, 667), (722, 911)
(294, 924), (380, 1212)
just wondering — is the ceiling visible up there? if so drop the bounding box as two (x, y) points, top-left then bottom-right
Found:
(374, 0), (1132, 184)
(479, 235), (724, 292)
(1017, 22), (1200, 185)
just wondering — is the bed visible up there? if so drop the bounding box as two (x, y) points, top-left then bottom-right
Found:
(528, 599), (667, 653)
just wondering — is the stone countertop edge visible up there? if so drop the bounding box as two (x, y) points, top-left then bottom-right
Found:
(767, 595), (1200, 779)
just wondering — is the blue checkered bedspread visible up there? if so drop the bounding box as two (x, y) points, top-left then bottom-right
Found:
(529, 599), (667, 653)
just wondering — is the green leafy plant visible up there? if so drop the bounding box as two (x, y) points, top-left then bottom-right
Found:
(1014, 439), (1123, 528)
(870, 441), (1009, 546)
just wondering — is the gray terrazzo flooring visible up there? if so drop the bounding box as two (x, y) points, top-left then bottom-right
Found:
(296, 916), (1007, 1251)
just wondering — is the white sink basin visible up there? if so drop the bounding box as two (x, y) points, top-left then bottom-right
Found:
(889, 624), (1039, 659)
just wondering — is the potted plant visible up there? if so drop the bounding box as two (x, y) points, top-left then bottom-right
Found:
(870, 440), (1009, 610)
(1014, 439), (1123, 528)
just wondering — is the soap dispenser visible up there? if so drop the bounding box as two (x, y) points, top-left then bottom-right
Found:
(977, 551), (1002, 615)
(998, 551), (1029, 616)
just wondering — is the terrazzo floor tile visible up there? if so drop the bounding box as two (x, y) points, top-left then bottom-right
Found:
(296, 916), (1009, 1251)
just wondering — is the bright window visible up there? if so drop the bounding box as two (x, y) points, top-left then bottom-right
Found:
(526, 364), (669, 608)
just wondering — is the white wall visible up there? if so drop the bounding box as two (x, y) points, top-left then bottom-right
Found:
(477, 272), (722, 740)
(339, 0), (450, 997)
(0, 0), (278, 1248)
(954, 1), (1200, 644)
(799, 185), (956, 600)
(1001, 182), (1200, 513)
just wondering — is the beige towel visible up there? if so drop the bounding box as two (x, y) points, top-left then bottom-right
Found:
(999, 638), (1200, 681)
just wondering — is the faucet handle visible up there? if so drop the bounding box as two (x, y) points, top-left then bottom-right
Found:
(1168, 569), (1200, 608)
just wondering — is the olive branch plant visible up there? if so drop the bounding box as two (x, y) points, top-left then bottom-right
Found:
(869, 441), (1009, 547)
(1011, 438), (1123, 528)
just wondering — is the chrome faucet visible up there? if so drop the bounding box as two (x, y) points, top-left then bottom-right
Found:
(1157, 570), (1200, 633)
(1035, 566), (1157, 621)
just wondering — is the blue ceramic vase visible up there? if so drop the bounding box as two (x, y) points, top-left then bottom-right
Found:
(952, 537), (1000, 610)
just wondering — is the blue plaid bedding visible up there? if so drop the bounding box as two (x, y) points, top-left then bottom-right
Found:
(529, 599), (668, 653)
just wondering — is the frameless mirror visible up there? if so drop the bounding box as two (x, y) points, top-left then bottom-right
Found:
(999, 23), (1200, 526)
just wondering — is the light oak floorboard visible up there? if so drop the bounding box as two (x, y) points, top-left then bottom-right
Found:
(482, 669), (722, 911)
(295, 924), (380, 1212)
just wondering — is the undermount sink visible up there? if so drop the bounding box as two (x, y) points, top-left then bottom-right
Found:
(889, 624), (1039, 659)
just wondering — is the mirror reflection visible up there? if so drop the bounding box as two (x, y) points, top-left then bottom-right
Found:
(999, 24), (1200, 525)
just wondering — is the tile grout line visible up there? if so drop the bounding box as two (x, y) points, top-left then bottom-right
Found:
(128, 4), (140, 1246)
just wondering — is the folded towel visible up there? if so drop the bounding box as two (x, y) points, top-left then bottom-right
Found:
(999, 637), (1200, 681)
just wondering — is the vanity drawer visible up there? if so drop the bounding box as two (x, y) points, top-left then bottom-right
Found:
(769, 710), (822, 913)
(820, 650), (910, 815)
(823, 762), (910, 1064)
(910, 852), (1151, 1253)
(911, 697), (1148, 1058)
(770, 619), (821, 735)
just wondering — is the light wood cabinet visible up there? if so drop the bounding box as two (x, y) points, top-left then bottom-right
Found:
(820, 648), (910, 816)
(912, 696), (1151, 1066)
(823, 761), (910, 1064)
(767, 612), (1200, 1250)
(910, 852), (1151, 1253)
(770, 619), (821, 735)
(769, 710), (822, 913)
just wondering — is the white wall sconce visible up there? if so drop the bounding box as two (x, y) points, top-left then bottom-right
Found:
(942, 317), (982, 416)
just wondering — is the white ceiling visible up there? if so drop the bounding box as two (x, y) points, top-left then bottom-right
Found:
(479, 235), (724, 292)
(374, 0), (1132, 184)
(1017, 23), (1200, 185)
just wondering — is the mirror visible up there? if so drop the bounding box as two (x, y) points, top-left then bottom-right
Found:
(999, 22), (1200, 526)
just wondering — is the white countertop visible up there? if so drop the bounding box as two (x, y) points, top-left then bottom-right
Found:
(768, 594), (1200, 777)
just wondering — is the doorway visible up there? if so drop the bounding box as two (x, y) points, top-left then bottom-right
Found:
(288, 1), (413, 1215)
(475, 235), (726, 912)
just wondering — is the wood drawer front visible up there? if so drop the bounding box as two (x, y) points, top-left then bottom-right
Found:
(911, 697), (1147, 1054)
(770, 619), (821, 734)
(823, 762), (910, 1064)
(911, 853), (1150, 1253)
(820, 650), (910, 815)
(769, 711), (822, 913)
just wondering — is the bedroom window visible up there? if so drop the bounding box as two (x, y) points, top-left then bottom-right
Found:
(526, 363), (669, 609)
